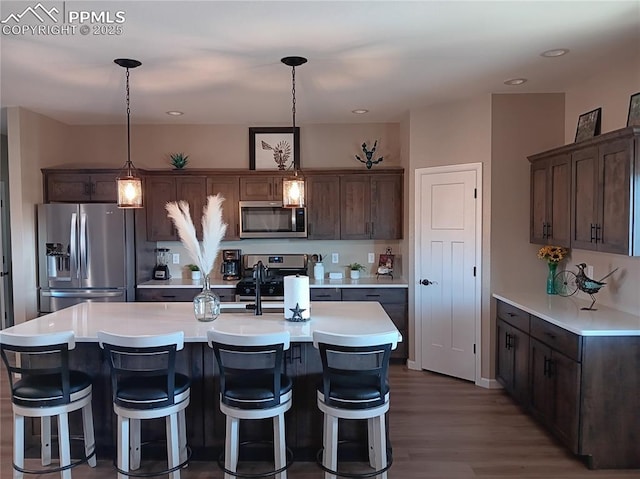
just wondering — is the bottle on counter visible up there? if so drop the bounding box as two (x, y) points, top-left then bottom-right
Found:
(313, 262), (325, 280)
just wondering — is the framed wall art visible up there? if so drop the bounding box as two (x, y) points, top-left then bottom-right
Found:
(626, 92), (640, 127)
(574, 107), (601, 142)
(249, 127), (300, 171)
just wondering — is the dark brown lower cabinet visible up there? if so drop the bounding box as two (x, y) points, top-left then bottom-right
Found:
(495, 299), (640, 469)
(136, 287), (235, 303)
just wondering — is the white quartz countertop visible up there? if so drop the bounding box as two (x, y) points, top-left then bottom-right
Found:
(137, 277), (408, 289)
(6, 301), (402, 343)
(493, 292), (640, 336)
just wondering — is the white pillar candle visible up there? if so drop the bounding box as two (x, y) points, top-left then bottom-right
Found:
(283, 274), (311, 321)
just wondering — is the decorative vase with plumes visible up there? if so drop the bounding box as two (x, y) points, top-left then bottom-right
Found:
(546, 262), (558, 295)
(193, 275), (220, 321)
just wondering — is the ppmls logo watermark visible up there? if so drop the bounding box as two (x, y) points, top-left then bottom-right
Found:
(1, 2), (126, 36)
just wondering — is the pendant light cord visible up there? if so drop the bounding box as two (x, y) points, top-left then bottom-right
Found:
(125, 67), (132, 176)
(291, 65), (297, 175)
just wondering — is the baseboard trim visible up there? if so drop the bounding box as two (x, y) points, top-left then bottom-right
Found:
(407, 360), (419, 371)
(476, 377), (502, 389)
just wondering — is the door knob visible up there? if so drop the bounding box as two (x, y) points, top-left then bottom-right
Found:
(420, 279), (435, 286)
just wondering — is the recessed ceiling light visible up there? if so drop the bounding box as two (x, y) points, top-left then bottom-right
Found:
(541, 48), (569, 58)
(166, 111), (184, 116)
(504, 78), (527, 86)
(352, 109), (369, 114)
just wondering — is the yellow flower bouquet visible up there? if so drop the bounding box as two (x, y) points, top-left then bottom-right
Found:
(537, 245), (568, 263)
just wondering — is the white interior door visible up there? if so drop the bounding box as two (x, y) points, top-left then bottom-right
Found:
(416, 164), (481, 382)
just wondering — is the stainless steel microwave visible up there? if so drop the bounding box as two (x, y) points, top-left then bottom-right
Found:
(238, 201), (307, 239)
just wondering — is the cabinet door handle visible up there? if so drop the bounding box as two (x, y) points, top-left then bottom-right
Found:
(544, 331), (556, 340)
(595, 224), (601, 243)
(590, 224), (597, 243)
(546, 222), (552, 239)
(505, 332), (512, 350)
(543, 356), (550, 377)
(370, 222), (374, 237)
(542, 222), (547, 239)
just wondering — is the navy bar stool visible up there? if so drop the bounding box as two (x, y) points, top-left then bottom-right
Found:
(207, 330), (293, 479)
(97, 331), (190, 479)
(0, 330), (96, 479)
(313, 330), (398, 479)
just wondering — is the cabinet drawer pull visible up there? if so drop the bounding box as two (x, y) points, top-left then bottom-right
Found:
(161, 294), (177, 299)
(365, 294), (381, 298)
(544, 332), (556, 340)
(316, 294), (331, 298)
(507, 312), (516, 317)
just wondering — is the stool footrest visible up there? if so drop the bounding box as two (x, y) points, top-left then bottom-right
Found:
(217, 440), (294, 479)
(113, 440), (192, 478)
(13, 437), (96, 475)
(316, 445), (393, 479)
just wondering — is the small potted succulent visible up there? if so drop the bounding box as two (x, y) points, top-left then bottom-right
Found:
(170, 152), (189, 170)
(187, 264), (201, 281)
(347, 262), (365, 280)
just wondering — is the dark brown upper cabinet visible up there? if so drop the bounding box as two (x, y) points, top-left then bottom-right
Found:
(529, 126), (639, 256)
(239, 176), (283, 201)
(43, 170), (118, 203)
(207, 176), (240, 240)
(306, 174), (341, 239)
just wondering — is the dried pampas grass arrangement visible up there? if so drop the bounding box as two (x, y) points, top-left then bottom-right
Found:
(165, 194), (227, 277)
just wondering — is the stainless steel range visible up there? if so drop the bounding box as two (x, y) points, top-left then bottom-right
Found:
(235, 254), (308, 301)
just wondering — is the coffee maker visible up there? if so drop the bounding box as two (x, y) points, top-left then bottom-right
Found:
(153, 248), (171, 280)
(221, 249), (241, 280)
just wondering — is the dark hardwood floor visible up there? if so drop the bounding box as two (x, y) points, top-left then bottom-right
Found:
(2, 364), (639, 478)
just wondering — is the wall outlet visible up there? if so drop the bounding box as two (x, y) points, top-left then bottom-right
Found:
(586, 264), (594, 278)
(331, 253), (339, 264)
(368, 252), (375, 263)
(172, 253), (180, 264)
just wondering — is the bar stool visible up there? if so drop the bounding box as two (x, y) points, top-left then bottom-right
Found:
(0, 330), (97, 479)
(97, 331), (190, 479)
(207, 330), (293, 479)
(312, 330), (398, 479)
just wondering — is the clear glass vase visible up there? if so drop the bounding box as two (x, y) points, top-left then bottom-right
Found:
(546, 262), (558, 295)
(193, 275), (220, 322)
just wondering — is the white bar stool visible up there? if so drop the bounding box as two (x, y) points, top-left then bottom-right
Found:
(97, 331), (190, 479)
(0, 330), (97, 479)
(207, 330), (293, 479)
(313, 330), (398, 479)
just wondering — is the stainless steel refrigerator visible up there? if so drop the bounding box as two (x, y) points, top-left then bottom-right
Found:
(37, 203), (136, 313)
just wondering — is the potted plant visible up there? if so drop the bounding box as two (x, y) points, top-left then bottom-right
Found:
(347, 262), (365, 280)
(170, 152), (189, 170)
(187, 264), (201, 281)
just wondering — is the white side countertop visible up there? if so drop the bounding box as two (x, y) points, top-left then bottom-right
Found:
(4, 301), (402, 344)
(493, 292), (640, 336)
(137, 277), (409, 289)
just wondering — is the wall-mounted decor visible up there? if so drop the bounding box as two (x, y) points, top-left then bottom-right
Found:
(355, 140), (384, 169)
(249, 127), (300, 171)
(574, 107), (601, 142)
(626, 92), (640, 127)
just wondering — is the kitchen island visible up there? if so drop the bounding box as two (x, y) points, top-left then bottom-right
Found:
(4, 301), (401, 461)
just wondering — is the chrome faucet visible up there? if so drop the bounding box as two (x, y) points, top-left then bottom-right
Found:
(253, 260), (267, 316)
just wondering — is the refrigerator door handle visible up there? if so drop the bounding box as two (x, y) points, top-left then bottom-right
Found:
(42, 290), (124, 298)
(80, 213), (88, 279)
(70, 212), (79, 279)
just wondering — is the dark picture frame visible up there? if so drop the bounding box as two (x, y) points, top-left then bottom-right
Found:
(574, 107), (601, 142)
(626, 92), (640, 127)
(249, 127), (300, 170)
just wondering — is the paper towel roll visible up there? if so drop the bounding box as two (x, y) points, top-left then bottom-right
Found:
(284, 274), (311, 322)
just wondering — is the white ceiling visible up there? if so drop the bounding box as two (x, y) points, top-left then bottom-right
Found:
(1, 1), (639, 127)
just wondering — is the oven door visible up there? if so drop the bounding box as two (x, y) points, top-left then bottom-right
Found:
(239, 201), (307, 238)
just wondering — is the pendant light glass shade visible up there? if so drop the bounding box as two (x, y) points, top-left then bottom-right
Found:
(282, 175), (305, 208)
(281, 56), (307, 208)
(114, 58), (143, 209)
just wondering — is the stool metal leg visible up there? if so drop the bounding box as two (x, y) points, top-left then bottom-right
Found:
(117, 415), (130, 479)
(82, 402), (97, 467)
(225, 416), (239, 479)
(58, 412), (72, 479)
(367, 418), (376, 468)
(273, 413), (287, 479)
(130, 418), (141, 470)
(14, 413), (24, 479)
(166, 412), (180, 479)
(41, 416), (52, 466)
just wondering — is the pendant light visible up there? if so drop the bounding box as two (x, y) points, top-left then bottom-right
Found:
(281, 56), (307, 208)
(115, 58), (143, 208)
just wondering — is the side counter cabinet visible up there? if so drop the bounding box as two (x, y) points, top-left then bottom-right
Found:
(495, 299), (640, 469)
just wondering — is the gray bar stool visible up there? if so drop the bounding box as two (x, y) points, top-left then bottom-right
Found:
(207, 330), (293, 479)
(0, 330), (97, 479)
(313, 330), (398, 479)
(97, 331), (190, 479)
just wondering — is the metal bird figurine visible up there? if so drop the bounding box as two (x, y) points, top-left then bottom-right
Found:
(355, 140), (384, 169)
(575, 263), (618, 311)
